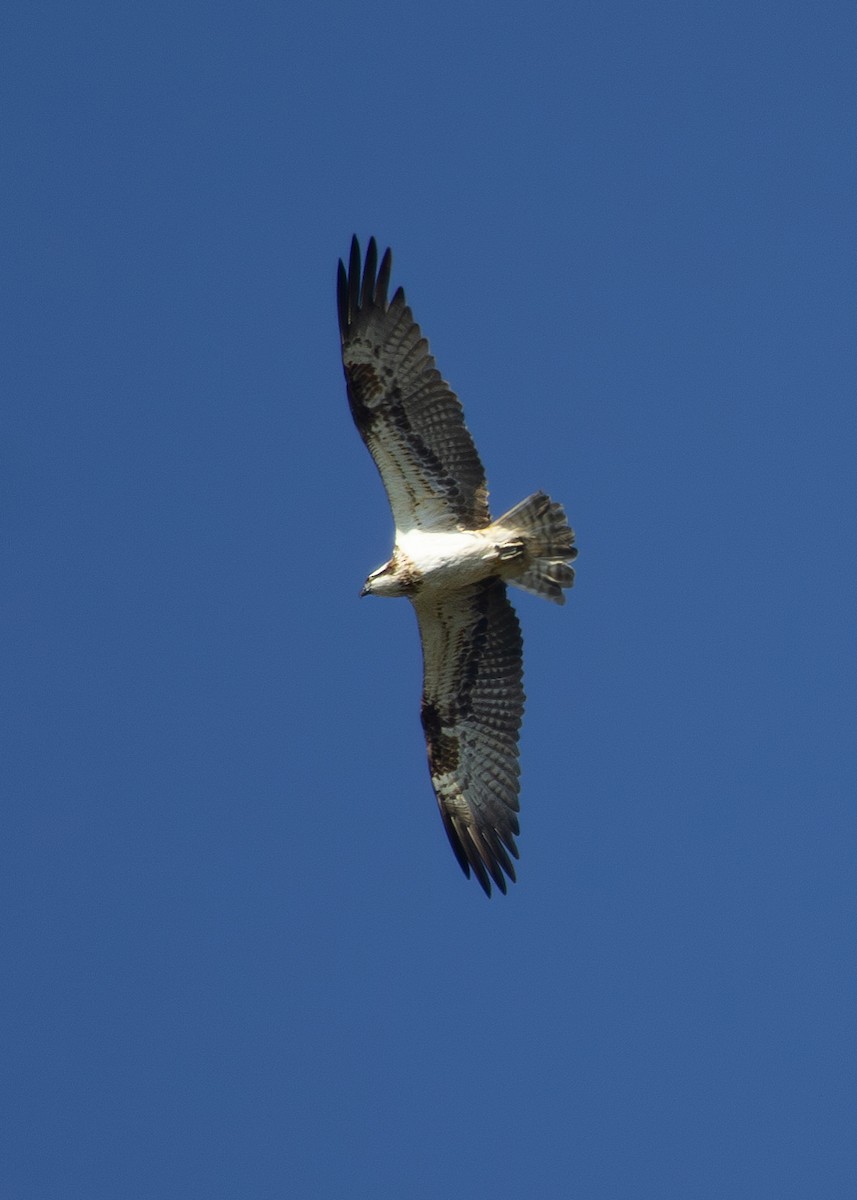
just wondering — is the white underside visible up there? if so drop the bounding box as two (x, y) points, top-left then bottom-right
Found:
(396, 527), (499, 590)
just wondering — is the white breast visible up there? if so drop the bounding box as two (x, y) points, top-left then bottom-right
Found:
(397, 528), (496, 590)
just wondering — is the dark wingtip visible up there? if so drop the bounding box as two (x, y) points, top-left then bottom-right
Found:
(338, 237), (395, 340)
(347, 235), (360, 329)
(361, 237), (377, 309)
(439, 807), (519, 898)
(336, 258), (349, 342)
(469, 853), (494, 898)
(441, 808), (473, 880)
(376, 246), (392, 308)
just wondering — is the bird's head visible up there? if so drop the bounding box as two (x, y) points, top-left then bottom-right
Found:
(360, 556), (412, 598)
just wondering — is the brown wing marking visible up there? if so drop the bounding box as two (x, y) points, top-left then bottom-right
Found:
(414, 579), (525, 895)
(337, 236), (490, 532)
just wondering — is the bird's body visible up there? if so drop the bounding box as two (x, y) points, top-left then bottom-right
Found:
(337, 237), (577, 895)
(365, 527), (522, 598)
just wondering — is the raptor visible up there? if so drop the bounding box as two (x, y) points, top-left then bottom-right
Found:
(338, 237), (577, 895)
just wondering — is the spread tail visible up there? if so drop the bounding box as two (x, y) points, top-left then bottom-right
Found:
(491, 491), (578, 604)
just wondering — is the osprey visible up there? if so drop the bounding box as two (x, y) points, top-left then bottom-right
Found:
(337, 237), (577, 896)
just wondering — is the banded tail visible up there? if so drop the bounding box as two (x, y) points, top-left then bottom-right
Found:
(491, 491), (578, 604)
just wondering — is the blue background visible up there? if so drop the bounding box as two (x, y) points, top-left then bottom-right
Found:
(4, 2), (856, 1196)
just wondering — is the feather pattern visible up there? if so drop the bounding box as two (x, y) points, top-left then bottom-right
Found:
(414, 579), (524, 896)
(338, 236), (490, 532)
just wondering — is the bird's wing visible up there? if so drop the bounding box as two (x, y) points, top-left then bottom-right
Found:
(413, 578), (524, 895)
(338, 236), (490, 533)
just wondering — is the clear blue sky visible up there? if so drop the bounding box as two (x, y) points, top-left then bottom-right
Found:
(4, 2), (856, 1196)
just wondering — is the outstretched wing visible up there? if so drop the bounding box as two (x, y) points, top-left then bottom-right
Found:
(337, 236), (490, 533)
(414, 578), (524, 896)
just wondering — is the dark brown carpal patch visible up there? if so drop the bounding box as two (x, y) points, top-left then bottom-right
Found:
(345, 361), (383, 432)
(421, 698), (460, 775)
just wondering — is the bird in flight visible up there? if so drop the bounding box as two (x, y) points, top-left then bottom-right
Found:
(337, 237), (577, 895)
